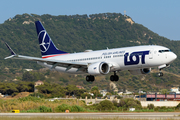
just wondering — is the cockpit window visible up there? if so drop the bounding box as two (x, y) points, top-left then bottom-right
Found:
(158, 49), (171, 53)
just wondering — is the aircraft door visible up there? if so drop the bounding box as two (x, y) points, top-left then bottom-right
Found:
(149, 49), (153, 59)
(165, 53), (167, 59)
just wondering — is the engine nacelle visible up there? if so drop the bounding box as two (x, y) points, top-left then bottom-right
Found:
(129, 68), (151, 75)
(88, 62), (110, 75)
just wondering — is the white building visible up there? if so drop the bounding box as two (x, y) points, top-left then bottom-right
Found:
(99, 90), (108, 97)
(170, 87), (180, 93)
(123, 90), (133, 95)
(24, 69), (33, 71)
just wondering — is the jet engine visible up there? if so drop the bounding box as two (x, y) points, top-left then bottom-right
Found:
(129, 68), (151, 75)
(87, 62), (110, 75)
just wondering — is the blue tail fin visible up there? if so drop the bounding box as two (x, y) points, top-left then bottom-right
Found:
(35, 21), (68, 58)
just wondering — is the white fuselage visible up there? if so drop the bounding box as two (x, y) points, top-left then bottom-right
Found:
(37, 45), (177, 74)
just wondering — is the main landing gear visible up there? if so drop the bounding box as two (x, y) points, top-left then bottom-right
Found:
(110, 71), (119, 82)
(86, 75), (95, 82)
(86, 71), (119, 82)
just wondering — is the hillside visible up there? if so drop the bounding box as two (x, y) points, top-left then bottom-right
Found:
(1, 69), (180, 94)
(0, 13), (179, 74)
(44, 69), (180, 92)
(0, 13), (180, 92)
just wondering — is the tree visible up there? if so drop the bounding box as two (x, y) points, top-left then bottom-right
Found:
(91, 86), (100, 97)
(147, 104), (154, 109)
(22, 71), (35, 81)
(118, 98), (142, 109)
(97, 100), (114, 110)
(160, 89), (168, 94)
(17, 82), (34, 92)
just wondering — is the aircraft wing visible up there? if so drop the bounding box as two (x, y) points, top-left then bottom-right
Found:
(7, 55), (88, 70)
(3, 41), (88, 71)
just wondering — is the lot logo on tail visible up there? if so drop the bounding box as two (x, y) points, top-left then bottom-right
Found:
(38, 30), (51, 53)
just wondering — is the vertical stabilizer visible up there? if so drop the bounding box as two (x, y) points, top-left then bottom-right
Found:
(35, 21), (68, 58)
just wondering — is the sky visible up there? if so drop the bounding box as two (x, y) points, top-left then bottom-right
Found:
(0, 0), (180, 40)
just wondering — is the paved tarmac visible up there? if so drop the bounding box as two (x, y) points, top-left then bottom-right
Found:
(0, 112), (180, 119)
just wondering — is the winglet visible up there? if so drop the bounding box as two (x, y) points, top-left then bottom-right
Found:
(3, 40), (17, 59)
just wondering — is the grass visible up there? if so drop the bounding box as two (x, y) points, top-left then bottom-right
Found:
(158, 109), (174, 112)
(134, 109), (154, 112)
(0, 96), (179, 113)
(20, 109), (40, 113)
(0, 97), (85, 113)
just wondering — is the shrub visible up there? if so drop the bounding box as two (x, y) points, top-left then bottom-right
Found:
(147, 104), (154, 109)
(112, 100), (118, 106)
(25, 109), (40, 113)
(71, 105), (85, 112)
(176, 103), (180, 109)
(86, 103), (99, 110)
(97, 100), (114, 111)
(71, 105), (78, 112)
(81, 100), (85, 104)
(29, 93), (45, 98)
(158, 109), (174, 112)
(89, 102), (92, 104)
(154, 106), (160, 111)
(18, 96), (43, 102)
(39, 105), (52, 112)
(55, 104), (72, 112)
(118, 98), (142, 109)
(11, 92), (18, 97)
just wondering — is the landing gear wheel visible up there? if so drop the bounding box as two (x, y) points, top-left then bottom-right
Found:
(110, 75), (114, 81)
(115, 75), (119, 81)
(86, 75), (95, 82)
(158, 72), (163, 77)
(110, 71), (119, 81)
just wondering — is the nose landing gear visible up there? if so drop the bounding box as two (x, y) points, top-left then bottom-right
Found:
(157, 64), (169, 77)
(158, 70), (163, 77)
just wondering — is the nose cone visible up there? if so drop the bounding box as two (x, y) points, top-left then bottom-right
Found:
(171, 52), (177, 62)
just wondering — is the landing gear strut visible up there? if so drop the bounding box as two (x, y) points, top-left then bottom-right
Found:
(157, 64), (169, 77)
(86, 75), (95, 82)
(110, 71), (119, 81)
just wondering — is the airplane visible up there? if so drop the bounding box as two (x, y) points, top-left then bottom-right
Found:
(4, 21), (177, 82)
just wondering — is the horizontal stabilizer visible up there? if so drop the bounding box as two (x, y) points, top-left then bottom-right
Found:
(4, 55), (16, 59)
(3, 40), (16, 55)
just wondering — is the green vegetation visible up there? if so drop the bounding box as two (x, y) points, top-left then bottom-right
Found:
(147, 104), (155, 109)
(175, 103), (180, 110)
(0, 81), (87, 98)
(96, 100), (115, 111)
(118, 98), (142, 109)
(55, 104), (85, 112)
(90, 86), (102, 97)
(0, 82), (34, 95)
(0, 96), (85, 112)
(0, 69), (180, 96)
(0, 97), (179, 113)
(39, 105), (52, 112)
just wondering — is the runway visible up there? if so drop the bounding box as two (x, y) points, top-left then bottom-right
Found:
(0, 112), (180, 119)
